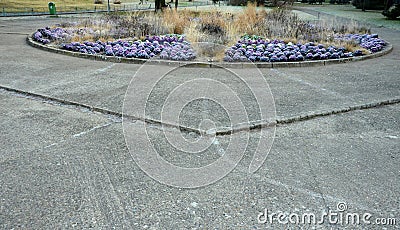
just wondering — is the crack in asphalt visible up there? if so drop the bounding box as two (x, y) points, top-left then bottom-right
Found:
(43, 122), (114, 149)
(1, 84), (399, 137)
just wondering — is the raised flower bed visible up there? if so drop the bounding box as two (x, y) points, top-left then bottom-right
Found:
(223, 34), (387, 62)
(30, 6), (390, 65)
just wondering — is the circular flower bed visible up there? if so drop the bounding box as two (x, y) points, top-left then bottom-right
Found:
(30, 7), (388, 64)
(32, 27), (388, 63)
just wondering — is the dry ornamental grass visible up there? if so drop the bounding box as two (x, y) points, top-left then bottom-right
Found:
(31, 4), (386, 62)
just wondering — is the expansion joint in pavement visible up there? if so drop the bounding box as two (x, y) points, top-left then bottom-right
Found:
(1, 84), (399, 136)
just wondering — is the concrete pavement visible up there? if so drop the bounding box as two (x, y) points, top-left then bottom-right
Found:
(0, 13), (399, 229)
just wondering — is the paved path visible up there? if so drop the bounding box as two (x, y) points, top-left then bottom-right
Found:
(0, 12), (399, 229)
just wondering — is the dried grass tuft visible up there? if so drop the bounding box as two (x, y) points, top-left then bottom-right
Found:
(60, 5), (370, 53)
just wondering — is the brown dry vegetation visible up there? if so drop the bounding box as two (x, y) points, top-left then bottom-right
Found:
(55, 3), (369, 52)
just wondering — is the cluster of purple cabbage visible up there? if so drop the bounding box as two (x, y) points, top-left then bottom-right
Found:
(62, 41), (105, 55)
(224, 38), (363, 63)
(33, 27), (69, 45)
(159, 41), (196, 61)
(60, 35), (196, 61)
(33, 26), (386, 63)
(334, 34), (387, 53)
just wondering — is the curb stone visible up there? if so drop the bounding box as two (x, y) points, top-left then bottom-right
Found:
(1, 84), (399, 136)
(27, 33), (393, 69)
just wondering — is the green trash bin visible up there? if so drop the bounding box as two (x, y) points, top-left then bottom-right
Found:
(48, 2), (56, 15)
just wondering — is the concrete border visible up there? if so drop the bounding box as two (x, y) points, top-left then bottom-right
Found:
(27, 33), (393, 68)
(2, 84), (399, 137)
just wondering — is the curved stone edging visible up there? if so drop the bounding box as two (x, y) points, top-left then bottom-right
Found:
(27, 33), (393, 68)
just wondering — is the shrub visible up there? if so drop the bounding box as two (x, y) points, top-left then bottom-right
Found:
(352, 0), (385, 10)
(228, 0), (248, 6)
(383, 3), (400, 19)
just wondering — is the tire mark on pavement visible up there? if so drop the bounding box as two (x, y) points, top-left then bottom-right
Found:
(78, 151), (130, 228)
(48, 122), (133, 228)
